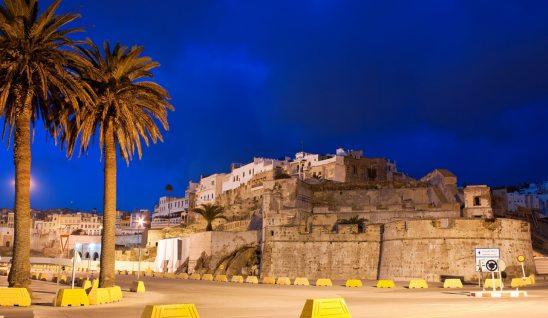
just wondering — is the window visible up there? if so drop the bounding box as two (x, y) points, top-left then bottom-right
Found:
(473, 196), (481, 206)
(367, 168), (377, 180)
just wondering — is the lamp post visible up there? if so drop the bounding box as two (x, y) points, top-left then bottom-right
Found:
(137, 217), (144, 280)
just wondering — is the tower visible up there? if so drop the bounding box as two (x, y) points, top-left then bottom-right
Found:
(463, 185), (494, 219)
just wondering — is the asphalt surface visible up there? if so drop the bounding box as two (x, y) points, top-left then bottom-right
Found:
(1, 275), (547, 318)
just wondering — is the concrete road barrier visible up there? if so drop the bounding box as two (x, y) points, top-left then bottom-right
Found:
(0, 288), (31, 307)
(300, 298), (351, 318)
(262, 276), (276, 285)
(53, 288), (89, 307)
(345, 279), (363, 288)
(231, 275), (244, 283)
(294, 277), (310, 286)
(88, 288), (112, 305)
(189, 273), (201, 280)
(276, 277), (291, 285)
(82, 279), (92, 291)
(376, 279), (395, 288)
(108, 286), (123, 302)
(245, 276), (259, 284)
(315, 278), (333, 287)
(443, 278), (463, 288)
(510, 277), (533, 288)
(141, 304), (199, 318)
(177, 273), (189, 279)
(408, 279), (428, 289)
(201, 274), (214, 281)
(214, 274), (228, 282)
(131, 281), (146, 293)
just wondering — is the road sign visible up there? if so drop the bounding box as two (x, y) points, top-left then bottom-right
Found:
(475, 248), (500, 272)
(485, 260), (498, 272)
(517, 255), (525, 263)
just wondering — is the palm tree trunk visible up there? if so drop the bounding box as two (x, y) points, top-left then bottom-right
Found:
(8, 91), (32, 289)
(99, 126), (117, 287)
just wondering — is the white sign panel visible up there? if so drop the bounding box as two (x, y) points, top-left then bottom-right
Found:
(475, 248), (500, 272)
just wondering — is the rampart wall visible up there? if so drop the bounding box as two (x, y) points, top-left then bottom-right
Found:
(261, 218), (535, 282)
(379, 218), (535, 281)
(261, 224), (381, 280)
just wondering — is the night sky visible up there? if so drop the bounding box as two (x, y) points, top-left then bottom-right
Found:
(1, 1), (547, 212)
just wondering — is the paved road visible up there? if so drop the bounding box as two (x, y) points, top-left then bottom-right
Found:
(1, 276), (548, 318)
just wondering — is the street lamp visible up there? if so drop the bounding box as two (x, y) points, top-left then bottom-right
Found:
(137, 217), (145, 280)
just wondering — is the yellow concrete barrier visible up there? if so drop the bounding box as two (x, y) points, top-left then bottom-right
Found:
(529, 274), (536, 285)
(409, 279), (428, 289)
(38, 273), (48, 281)
(315, 278), (333, 287)
(443, 279), (463, 288)
(345, 279), (363, 288)
(141, 304), (200, 318)
(189, 273), (201, 280)
(88, 288), (112, 305)
(245, 276), (259, 284)
(300, 298), (351, 318)
(177, 273), (189, 279)
(376, 279), (395, 288)
(231, 275), (244, 283)
(201, 274), (214, 281)
(511, 277), (533, 288)
(82, 279), (92, 291)
(214, 274), (228, 282)
(276, 277), (291, 285)
(294, 277), (310, 286)
(108, 286), (123, 302)
(54, 288), (89, 307)
(484, 278), (503, 289)
(0, 288), (31, 307)
(58, 274), (68, 284)
(262, 276), (276, 285)
(131, 281), (146, 293)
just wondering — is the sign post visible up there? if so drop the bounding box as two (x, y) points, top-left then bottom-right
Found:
(71, 248), (81, 289)
(517, 255), (526, 278)
(475, 248), (500, 291)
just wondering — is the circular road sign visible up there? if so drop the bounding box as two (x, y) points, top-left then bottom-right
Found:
(517, 255), (525, 263)
(485, 259), (498, 272)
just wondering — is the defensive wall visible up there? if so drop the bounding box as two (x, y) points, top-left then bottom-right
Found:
(261, 217), (535, 282)
(261, 222), (381, 280)
(378, 218), (535, 282)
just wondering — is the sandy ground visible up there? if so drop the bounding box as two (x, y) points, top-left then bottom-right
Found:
(1, 275), (547, 318)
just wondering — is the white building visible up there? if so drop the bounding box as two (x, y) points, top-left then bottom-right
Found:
(151, 196), (187, 228)
(196, 173), (225, 206)
(221, 157), (287, 192)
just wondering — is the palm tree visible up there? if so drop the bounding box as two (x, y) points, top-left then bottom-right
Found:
(0, 0), (92, 288)
(66, 41), (172, 287)
(193, 204), (227, 231)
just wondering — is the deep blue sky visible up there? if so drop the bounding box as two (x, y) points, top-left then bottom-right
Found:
(1, 1), (547, 212)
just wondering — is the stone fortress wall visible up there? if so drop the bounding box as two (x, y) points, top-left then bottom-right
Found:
(258, 174), (536, 282)
(261, 212), (381, 280)
(378, 218), (535, 281)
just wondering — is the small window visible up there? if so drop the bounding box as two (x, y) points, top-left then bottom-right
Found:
(473, 196), (481, 206)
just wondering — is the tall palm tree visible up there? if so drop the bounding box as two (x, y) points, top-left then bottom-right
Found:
(0, 0), (91, 288)
(193, 204), (227, 231)
(66, 41), (173, 287)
